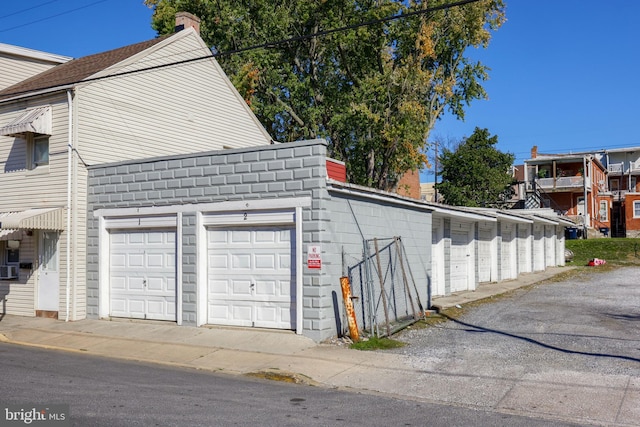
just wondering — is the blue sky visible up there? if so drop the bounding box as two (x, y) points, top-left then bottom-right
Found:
(2, 1), (639, 182)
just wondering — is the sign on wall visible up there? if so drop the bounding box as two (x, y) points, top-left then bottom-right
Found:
(307, 245), (321, 269)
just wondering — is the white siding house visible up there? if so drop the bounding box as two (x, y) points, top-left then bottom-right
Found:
(0, 17), (272, 321)
(0, 43), (71, 90)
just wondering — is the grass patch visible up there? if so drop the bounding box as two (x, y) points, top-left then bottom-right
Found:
(566, 238), (640, 266)
(350, 335), (406, 351)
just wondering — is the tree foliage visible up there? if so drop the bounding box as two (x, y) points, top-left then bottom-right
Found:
(145, 0), (505, 191)
(436, 127), (514, 207)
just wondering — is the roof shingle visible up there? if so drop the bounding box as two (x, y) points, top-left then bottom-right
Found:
(0, 35), (171, 101)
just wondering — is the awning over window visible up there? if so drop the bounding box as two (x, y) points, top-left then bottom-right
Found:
(0, 208), (65, 230)
(0, 106), (52, 137)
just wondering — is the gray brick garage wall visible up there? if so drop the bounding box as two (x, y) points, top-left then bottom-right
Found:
(86, 139), (433, 342)
(87, 140), (328, 336)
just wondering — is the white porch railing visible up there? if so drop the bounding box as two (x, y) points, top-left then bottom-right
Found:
(537, 176), (588, 189)
(608, 162), (624, 175)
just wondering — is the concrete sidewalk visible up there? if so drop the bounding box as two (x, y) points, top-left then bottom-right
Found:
(1, 266), (638, 426)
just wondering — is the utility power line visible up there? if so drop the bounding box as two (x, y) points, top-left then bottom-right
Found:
(0, 0), (60, 20)
(0, 0), (109, 33)
(0, 0), (482, 98)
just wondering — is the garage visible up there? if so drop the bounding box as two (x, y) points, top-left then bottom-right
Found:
(517, 223), (532, 274)
(450, 221), (472, 293)
(206, 224), (296, 330)
(533, 223), (545, 271)
(545, 224), (557, 267)
(109, 229), (177, 321)
(500, 222), (517, 280)
(477, 223), (494, 283)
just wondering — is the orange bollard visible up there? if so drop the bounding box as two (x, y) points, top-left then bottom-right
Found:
(340, 276), (360, 342)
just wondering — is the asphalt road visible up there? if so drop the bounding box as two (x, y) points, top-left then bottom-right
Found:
(0, 343), (581, 427)
(389, 266), (640, 404)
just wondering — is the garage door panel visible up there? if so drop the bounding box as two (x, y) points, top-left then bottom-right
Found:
(207, 226), (295, 329)
(207, 303), (231, 323)
(208, 229), (227, 244)
(209, 254), (228, 269)
(128, 277), (145, 291)
(145, 276), (170, 292)
(125, 299), (145, 317)
(255, 230), (277, 243)
(231, 230), (251, 243)
(256, 305), (277, 323)
(232, 254), (251, 269)
(232, 280), (252, 296)
(209, 279), (229, 295)
(255, 254), (275, 269)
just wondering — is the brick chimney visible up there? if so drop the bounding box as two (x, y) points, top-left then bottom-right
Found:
(531, 145), (538, 159)
(175, 12), (201, 34)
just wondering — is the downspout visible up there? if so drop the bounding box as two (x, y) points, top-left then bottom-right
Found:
(583, 156), (588, 238)
(66, 89), (73, 321)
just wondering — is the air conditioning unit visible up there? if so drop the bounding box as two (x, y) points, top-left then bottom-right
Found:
(0, 265), (17, 279)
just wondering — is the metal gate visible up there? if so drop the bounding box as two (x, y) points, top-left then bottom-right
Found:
(346, 237), (423, 337)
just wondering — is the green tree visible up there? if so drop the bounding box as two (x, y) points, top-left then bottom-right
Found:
(436, 127), (514, 207)
(145, 0), (505, 191)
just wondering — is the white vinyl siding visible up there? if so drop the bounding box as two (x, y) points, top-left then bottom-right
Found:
(0, 95), (88, 319)
(0, 53), (60, 91)
(0, 237), (35, 316)
(0, 95), (68, 204)
(76, 31), (271, 166)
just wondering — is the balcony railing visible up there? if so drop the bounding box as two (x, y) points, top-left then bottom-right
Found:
(536, 176), (589, 190)
(608, 162), (624, 175)
(630, 160), (640, 175)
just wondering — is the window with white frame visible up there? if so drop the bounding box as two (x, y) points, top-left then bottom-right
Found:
(599, 201), (608, 221)
(634, 201), (640, 218)
(31, 135), (49, 168)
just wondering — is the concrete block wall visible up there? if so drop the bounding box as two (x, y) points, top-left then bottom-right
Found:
(323, 190), (432, 335)
(86, 140), (330, 338)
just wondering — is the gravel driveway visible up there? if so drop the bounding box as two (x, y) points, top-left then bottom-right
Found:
(389, 267), (640, 379)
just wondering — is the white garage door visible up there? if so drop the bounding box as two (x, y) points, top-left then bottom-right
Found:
(110, 230), (177, 321)
(533, 224), (545, 271)
(517, 224), (532, 274)
(545, 225), (556, 267)
(450, 222), (471, 293)
(478, 225), (493, 283)
(501, 223), (516, 280)
(207, 226), (295, 330)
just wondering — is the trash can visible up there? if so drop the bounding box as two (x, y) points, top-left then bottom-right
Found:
(566, 227), (578, 240)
